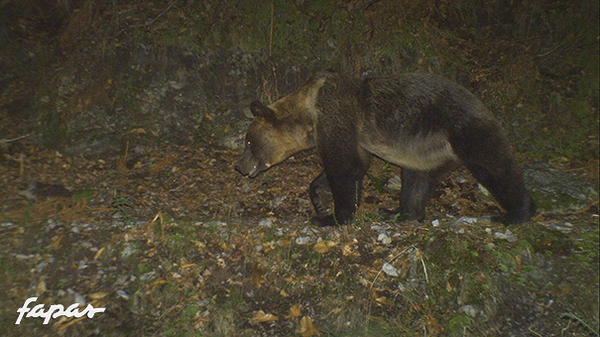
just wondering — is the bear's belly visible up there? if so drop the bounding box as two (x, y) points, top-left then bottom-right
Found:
(361, 133), (459, 171)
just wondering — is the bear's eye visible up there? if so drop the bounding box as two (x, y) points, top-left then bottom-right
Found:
(246, 140), (251, 146)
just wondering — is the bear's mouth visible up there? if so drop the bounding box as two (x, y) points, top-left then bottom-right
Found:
(248, 165), (260, 178)
(248, 162), (271, 178)
(235, 154), (271, 178)
(235, 161), (264, 178)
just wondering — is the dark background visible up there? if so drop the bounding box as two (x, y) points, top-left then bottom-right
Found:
(1, 0), (598, 163)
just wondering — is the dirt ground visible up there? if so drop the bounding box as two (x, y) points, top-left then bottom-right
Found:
(1, 140), (598, 336)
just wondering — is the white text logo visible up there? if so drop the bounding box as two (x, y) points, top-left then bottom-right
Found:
(15, 297), (106, 325)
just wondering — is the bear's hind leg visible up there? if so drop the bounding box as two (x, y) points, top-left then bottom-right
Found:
(451, 124), (536, 224)
(465, 162), (536, 224)
(382, 168), (445, 221)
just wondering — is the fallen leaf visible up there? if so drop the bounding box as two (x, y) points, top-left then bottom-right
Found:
(251, 264), (264, 288)
(52, 235), (63, 251)
(341, 243), (360, 257)
(252, 310), (278, 322)
(446, 280), (453, 292)
(150, 278), (167, 288)
(130, 128), (146, 134)
(296, 316), (320, 336)
(515, 255), (523, 271)
(88, 292), (110, 300)
(372, 246), (384, 254)
(55, 316), (86, 331)
(191, 240), (206, 249)
(150, 157), (174, 175)
(313, 240), (337, 254)
(313, 241), (329, 254)
(287, 304), (302, 318)
(37, 278), (47, 295)
(181, 263), (196, 269)
(147, 247), (157, 257)
(375, 296), (392, 306)
(94, 247), (106, 260)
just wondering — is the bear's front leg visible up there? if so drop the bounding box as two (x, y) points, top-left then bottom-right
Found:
(309, 172), (333, 219)
(317, 121), (371, 226)
(313, 215), (338, 227)
(325, 171), (366, 226)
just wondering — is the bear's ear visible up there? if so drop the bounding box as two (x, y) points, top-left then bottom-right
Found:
(250, 101), (277, 122)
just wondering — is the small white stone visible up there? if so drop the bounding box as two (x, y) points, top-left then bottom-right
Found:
(459, 304), (480, 318)
(494, 231), (518, 243)
(382, 263), (399, 277)
(258, 218), (274, 227)
(377, 233), (392, 245)
(295, 236), (311, 245)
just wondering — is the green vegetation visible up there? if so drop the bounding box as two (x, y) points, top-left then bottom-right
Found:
(111, 192), (133, 225)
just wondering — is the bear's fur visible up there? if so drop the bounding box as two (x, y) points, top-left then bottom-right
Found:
(236, 70), (536, 226)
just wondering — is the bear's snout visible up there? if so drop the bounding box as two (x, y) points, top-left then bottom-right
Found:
(234, 161), (251, 176)
(235, 157), (260, 177)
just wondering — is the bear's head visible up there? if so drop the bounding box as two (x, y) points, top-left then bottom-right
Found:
(236, 100), (316, 178)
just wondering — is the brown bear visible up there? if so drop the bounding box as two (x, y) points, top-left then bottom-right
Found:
(236, 70), (536, 226)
